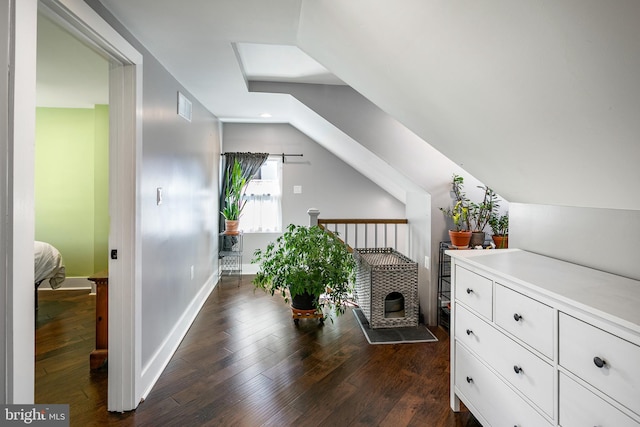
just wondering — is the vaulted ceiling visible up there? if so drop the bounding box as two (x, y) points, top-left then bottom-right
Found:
(95, 0), (640, 210)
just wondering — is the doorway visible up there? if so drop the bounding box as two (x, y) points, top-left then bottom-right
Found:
(34, 7), (110, 410)
(5, 0), (143, 411)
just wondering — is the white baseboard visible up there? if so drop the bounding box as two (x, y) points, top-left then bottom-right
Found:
(37, 276), (92, 291)
(242, 264), (259, 275)
(139, 272), (218, 400)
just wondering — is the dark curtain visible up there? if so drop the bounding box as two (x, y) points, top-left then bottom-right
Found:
(219, 152), (269, 234)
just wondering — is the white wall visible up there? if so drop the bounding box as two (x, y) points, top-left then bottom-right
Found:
(85, 0), (220, 388)
(406, 191), (432, 324)
(510, 204), (640, 281)
(139, 54), (220, 366)
(221, 123), (405, 273)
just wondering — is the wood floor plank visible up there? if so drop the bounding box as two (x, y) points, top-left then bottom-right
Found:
(35, 276), (481, 426)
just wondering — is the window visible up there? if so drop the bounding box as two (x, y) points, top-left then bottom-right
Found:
(240, 158), (282, 233)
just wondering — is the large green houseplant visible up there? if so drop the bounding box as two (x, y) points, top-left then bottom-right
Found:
(221, 159), (248, 235)
(252, 224), (356, 320)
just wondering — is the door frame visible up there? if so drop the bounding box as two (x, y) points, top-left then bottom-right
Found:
(5, 0), (143, 411)
(1, 0), (38, 404)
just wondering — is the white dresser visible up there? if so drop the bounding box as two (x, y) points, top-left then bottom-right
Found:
(448, 249), (640, 427)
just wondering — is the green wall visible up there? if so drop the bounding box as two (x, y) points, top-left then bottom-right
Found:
(35, 106), (109, 277)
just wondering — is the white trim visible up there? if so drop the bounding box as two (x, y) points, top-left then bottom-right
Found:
(41, 0), (140, 63)
(0, 0), (10, 400)
(37, 277), (92, 290)
(242, 264), (259, 275)
(140, 274), (217, 399)
(107, 58), (143, 412)
(5, 0), (38, 404)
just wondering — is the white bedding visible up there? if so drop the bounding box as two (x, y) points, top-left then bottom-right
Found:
(34, 241), (66, 289)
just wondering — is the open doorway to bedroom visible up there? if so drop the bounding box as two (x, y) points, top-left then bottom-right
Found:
(34, 9), (111, 408)
(6, 0), (141, 410)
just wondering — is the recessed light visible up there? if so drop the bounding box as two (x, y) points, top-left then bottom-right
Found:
(260, 113), (272, 118)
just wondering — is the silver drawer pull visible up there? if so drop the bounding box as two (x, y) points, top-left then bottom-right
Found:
(513, 365), (523, 374)
(466, 288), (474, 294)
(466, 329), (473, 336)
(466, 376), (473, 384)
(513, 313), (523, 322)
(593, 356), (607, 368)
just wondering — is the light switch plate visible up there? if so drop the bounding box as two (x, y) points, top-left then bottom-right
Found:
(293, 185), (302, 194)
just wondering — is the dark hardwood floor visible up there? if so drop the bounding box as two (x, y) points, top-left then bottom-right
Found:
(35, 276), (481, 427)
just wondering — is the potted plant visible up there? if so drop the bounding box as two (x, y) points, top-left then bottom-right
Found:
(252, 224), (356, 322)
(489, 212), (509, 248)
(440, 174), (472, 248)
(467, 185), (499, 247)
(441, 201), (472, 248)
(221, 159), (247, 235)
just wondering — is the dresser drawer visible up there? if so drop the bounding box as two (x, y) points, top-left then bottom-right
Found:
(455, 265), (492, 320)
(559, 313), (640, 416)
(495, 284), (554, 358)
(559, 373), (639, 427)
(455, 343), (552, 427)
(455, 304), (554, 416)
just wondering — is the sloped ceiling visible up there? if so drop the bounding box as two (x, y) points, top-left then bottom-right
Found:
(98, 0), (640, 210)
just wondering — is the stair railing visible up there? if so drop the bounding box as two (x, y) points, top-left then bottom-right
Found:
(308, 209), (408, 254)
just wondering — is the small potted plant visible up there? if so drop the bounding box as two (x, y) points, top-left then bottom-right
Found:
(489, 212), (509, 248)
(221, 159), (247, 235)
(467, 185), (499, 247)
(441, 201), (472, 248)
(252, 224), (356, 322)
(440, 174), (472, 248)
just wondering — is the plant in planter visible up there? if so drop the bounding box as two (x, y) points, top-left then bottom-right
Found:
(440, 174), (472, 248)
(440, 201), (472, 248)
(221, 159), (248, 235)
(489, 212), (509, 248)
(252, 224), (356, 322)
(467, 185), (499, 247)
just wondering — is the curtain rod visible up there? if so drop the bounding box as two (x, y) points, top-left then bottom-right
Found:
(221, 153), (303, 162)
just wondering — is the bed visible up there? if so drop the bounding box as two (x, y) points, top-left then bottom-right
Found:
(34, 240), (66, 308)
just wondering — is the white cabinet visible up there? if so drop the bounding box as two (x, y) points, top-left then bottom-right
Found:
(559, 313), (640, 417)
(455, 343), (553, 427)
(494, 284), (554, 359)
(455, 265), (493, 320)
(559, 373), (640, 427)
(449, 249), (640, 427)
(455, 304), (554, 416)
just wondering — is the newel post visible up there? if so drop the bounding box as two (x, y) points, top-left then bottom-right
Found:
(307, 208), (320, 227)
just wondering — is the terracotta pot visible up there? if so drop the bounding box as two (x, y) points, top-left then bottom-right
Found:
(470, 231), (485, 247)
(224, 219), (240, 235)
(492, 235), (509, 249)
(449, 230), (472, 249)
